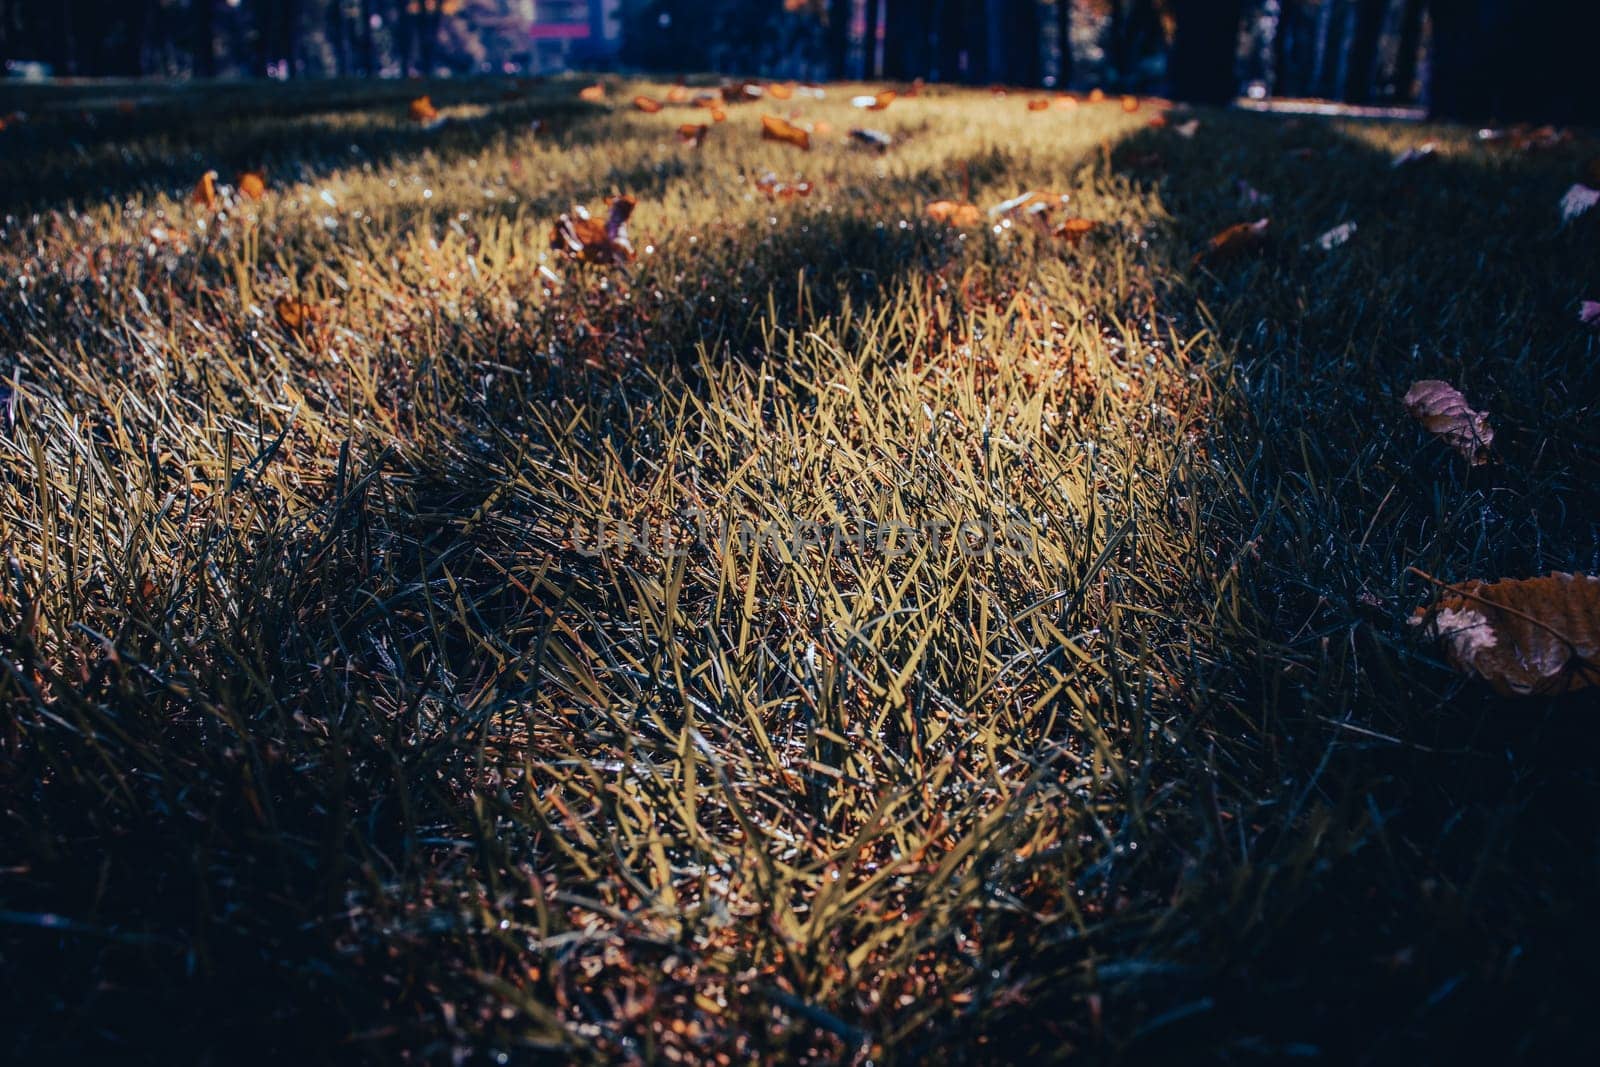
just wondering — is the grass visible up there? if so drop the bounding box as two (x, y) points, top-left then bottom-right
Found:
(1, 76), (1598, 1064)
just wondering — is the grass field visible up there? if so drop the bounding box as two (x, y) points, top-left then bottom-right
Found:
(2, 76), (1598, 1063)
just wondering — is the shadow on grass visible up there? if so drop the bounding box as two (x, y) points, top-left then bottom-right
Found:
(984, 111), (1600, 1065)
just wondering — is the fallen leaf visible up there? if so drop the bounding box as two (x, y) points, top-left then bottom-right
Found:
(1055, 95), (1079, 109)
(1316, 221), (1357, 250)
(409, 95), (440, 124)
(1193, 218), (1269, 267)
(1559, 183), (1599, 224)
(768, 82), (794, 100)
(761, 114), (810, 150)
(275, 295), (322, 334)
(1580, 300), (1600, 328)
(1174, 118), (1200, 138)
(1088, 88), (1106, 103)
(989, 190), (1071, 231)
(677, 123), (710, 148)
(1027, 98), (1050, 112)
(1392, 141), (1437, 168)
(1147, 114), (1168, 128)
(850, 89), (897, 111)
(193, 170), (219, 211)
(633, 95), (663, 113)
(237, 171), (267, 201)
(579, 83), (606, 102)
(1054, 217), (1098, 244)
(666, 85), (690, 104)
(927, 200), (984, 228)
(1411, 573), (1600, 695)
(1121, 95), (1140, 112)
(756, 173), (813, 200)
(550, 196), (637, 265)
(849, 128), (893, 151)
(1403, 379), (1493, 465)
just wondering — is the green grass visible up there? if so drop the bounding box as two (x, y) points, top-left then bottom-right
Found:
(1, 76), (1597, 1064)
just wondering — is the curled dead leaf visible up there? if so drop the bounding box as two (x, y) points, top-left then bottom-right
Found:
(275, 295), (322, 334)
(1121, 95), (1140, 112)
(237, 171), (267, 201)
(409, 95), (440, 124)
(767, 82), (794, 100)
(1579, 300), (1600, 328)
(1088, 88), (1106, 103)
(1411, 573), (1600, 695)
(1193, 218), (1269, 267)
(665, 85), (690, 105)
(849, 128), (893, 151)
(1027, 98), (1050, 112)
(550, 196), (637, 266)
(677, 123), (710, 148)
(578, 83), (606, 103)
(1403, 379), (1493, 465)
(192, 170), (219, 211)
(633, 95), (663, 113)
(761, 114), (810, 150)
(1055, 217), (1098, 244)
(927, 200), (984, 228)
(1560, 183), (1599, 224)
(756, 173), (813, 201)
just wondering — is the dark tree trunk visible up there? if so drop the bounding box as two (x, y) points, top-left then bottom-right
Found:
(1343, 0), (1385, 103)
(392, 0), (412, 74)
(1317, 0), (1352, 99)
(1001, 0), (1041, 87)
(419, 0), (440, 74)
(1388, 0), (1424, 101)
(194, 0), (217, 76)
(358, 0), (375, 75)
(1271, 0), (1294, 95)
(328, 0), (349, 76)
(882, 0), (931, 81)
(825, 0), (850, 79)
(279, 0), (299, 76)
(1056, 0), (1073, 88)
(863, 0), (881, 78)
(1426, 0), (1489, 119)
(1169, 0), (1241, 105)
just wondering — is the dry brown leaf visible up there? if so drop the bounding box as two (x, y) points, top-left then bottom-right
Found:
(409, 95), (439, 124)
(1193, 218), (1269, 267)
(633, 95), (663, 113)
(711, 107), (727, 123)
(1411, 573), (1600, 695)
(767, 82), (794, 100)
(762, 114), (810, 150)
(665, 84), (690, 104)
(578, 83), (606, 103)
(756, 174), (813, 201)
(871, 89), (897, 111)
(192, 170), (219, 211)
(275, 295), (322, 334)
(927, 200), (983, 228)
(1403, 379), (1494, 465)
(1121, 95), (1140, 112)
(1027, 98), (1050, 112)
(677, 123), (710, 148)
(237, 171), (267, 201)
(1088, 88), (1106, 103)
(1055, 217), (1098, 244)
(549, 196), (637, 266)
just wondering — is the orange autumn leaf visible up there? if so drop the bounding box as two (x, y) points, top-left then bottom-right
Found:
(1088, 88), (1106, 103)
(1121, 95), (1140, 112)
(237, 171), (267, 201)
(693, 90), (724, 108)
(274, 295), (322, 334)
(871, 89), (897, 111)
(192, 170), (219, 211)
(1055, 217), (1098, 244)
(666, 85), (690, 104)
(927, 200), (984, 228)
(579, 82), (606, 102)
(756, 173), (813, 200)
(1027, 98), (1050, 112)
(1411, 573), (1600, 696)
(761, 114), (810, 151)
(767, 82), (794, 100)
(1403, 380), (1494, 465)
(409, 95), (439, 124)
(1147, 114), (1168, 128)
(633, 95), (663, 113)
(550, 196), (637, 266)
(1193, 218), (1269, 267)
(711, 107), (727, 123)
(677, 123), (710, 148)
(1055, 94), (1079, 109)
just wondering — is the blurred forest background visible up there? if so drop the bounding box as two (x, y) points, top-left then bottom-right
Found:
(1, 1), (1595, 122)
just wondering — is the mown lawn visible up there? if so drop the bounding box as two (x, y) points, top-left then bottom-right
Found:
(1, 77), (1597, 1064)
